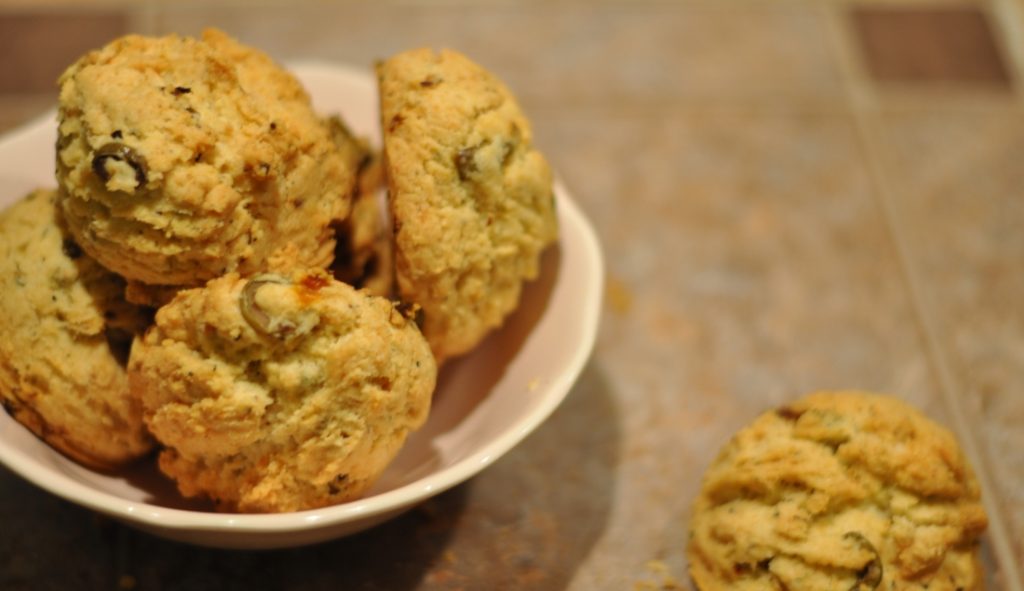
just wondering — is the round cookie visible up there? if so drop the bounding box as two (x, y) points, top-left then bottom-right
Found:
(326, 116), (394, 298)
(128, 270), (436, 512)
(56, 28), (353, 288)
(687, 391), (988, 591)
(377, 48), (558, 362)
(0, 188), (153, 469)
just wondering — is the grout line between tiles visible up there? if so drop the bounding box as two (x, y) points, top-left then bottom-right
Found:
(133, 0), (160, 36)
(823, 5), (1024, 588)
(989, 0), (1024, 98)
(851, 111), (1024, 591)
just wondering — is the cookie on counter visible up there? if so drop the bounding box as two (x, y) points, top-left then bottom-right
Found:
(378, 48), (558, 362)
(56, 28), (354, 288)
(128, 270), (436, 513)
(326, 116), (394, 298)
(687, 391), (988, 591)
(0, 189), (153, 469)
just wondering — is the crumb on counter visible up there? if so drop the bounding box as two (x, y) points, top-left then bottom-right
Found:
(632, 559), (685, 590)
(606, 276), (633, 315)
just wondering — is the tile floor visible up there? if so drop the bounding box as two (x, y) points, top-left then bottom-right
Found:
(0, 1), (1021, 589)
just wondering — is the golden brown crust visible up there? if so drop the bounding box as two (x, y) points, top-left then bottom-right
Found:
(0, 189), (153, 469)
(123, 280), (182, 309)
(378, 48), (558, 362)
(687, 391), (987, 591)
(326, 116), (394, 298)
(56, 28), (353, 287)
(128, 270), (436, 512)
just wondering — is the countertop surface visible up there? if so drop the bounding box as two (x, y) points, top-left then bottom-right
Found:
(0, 2), (1022, 589)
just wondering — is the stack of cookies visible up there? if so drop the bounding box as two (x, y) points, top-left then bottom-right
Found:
(0, 29), (558, 513)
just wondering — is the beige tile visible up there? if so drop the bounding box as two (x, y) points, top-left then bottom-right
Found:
(155, 3), (844, 107)
(873, 104), (1024, 567)
(543, 105), (951, 415)
(528, 107), (957, 588)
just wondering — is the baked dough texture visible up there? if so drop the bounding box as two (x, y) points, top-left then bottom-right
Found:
(128, 270), (436, 512)
(0, 188), (153, 469)
(56, 28), (353, 288)
(326, 116), (394, 298)
(688, 391), (988, 591)
(378, 48), (558, 362)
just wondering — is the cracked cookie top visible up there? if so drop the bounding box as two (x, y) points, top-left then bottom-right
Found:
(128, 270), (436, 512)
(56, 29), (354, 287)
(688, 391), (987, 591)
(378, 48), (558, 362)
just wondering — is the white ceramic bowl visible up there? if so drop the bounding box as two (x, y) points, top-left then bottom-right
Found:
(0, 63), (603, 549)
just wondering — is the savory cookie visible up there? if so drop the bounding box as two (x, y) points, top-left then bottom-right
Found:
(326, 116), (394, 298)
(128, 270), (436, 512)
(0, 189), (153, 469)
(56, 28), (354, 288)
(688, 391), (988, 591)
(378, 48), (558, 362)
